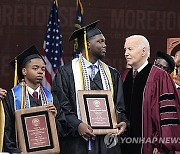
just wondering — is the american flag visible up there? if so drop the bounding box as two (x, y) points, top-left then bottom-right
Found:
(73, 0), (84, 58)
(42, 0), (64, 91)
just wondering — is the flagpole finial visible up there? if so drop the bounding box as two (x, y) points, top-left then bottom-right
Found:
(55, 0), (58, 7)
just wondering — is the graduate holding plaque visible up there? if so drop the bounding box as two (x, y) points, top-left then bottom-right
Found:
(52, 20), (128, 154)
(2, 45), (64, 153)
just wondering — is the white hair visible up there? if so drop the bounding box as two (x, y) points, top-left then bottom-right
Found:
(126, 35), (150, 58)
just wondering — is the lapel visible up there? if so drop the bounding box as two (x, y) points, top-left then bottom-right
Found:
(29, 94), (42, 106)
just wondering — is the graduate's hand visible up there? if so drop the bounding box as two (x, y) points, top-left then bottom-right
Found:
(0, 88), (7, 101)
(116, 121), (126, 135)
(78, 122), (96, 138)
(46, 104), (57, 117)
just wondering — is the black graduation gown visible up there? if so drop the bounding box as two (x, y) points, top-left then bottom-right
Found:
(2, 90), (67, 153)
(122, 63), (152, 154)
(52, 62), (128, 154)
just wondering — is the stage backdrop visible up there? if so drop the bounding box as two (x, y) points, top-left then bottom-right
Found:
(0, 0), (180, 90)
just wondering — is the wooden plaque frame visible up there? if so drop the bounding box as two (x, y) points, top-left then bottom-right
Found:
(77, 90), (118, 135)
(15, 106), (60, 154)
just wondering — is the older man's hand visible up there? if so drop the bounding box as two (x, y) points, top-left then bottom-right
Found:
(116, 121), (127, 135)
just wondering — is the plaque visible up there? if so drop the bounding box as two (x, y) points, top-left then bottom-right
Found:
(15, 106), (60, 154)
(77, 90), (118, 135)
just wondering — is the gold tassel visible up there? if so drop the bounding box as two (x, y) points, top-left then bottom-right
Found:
(21, 81), (25, 109)
(173, 66), (177, 78)
(14, 58), (18, 86)
(84, 28), (89, 61)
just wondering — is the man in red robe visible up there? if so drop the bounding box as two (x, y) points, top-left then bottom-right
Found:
(122, 35), (180, 154)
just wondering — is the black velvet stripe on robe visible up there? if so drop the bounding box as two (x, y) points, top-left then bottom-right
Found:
(123, 63), (152, 154)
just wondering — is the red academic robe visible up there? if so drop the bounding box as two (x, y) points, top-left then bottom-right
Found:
(143, 65), (180, 153)
(123, 64), (180, 154)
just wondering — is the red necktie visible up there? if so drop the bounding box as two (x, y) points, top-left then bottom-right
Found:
(32, 91), (38, 102)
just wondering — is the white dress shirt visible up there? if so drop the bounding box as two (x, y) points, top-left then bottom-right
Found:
(27, 86), (40, 99)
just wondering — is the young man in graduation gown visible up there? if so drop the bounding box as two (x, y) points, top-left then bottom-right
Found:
(122, 35), (180, 154)
(2, 46), (66, 153)
(52, 20), (128, 154)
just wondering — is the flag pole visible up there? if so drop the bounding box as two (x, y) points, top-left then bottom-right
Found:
(73, 0), (84, 58)
(55, 0), (58, 7)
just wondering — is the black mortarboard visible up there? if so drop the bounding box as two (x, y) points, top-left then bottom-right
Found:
(10, 45), (45, 80)
(69, 20), (102, 42)
(156, 51), (175, 72)
(69, 20), (102, 60)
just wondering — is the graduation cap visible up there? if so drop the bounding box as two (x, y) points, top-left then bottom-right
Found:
(10, 45), (45, 85)
(69, 20), (102, 60)
(156, 51), (175, 72)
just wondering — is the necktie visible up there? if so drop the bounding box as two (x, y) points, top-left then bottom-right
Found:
(32, 91), (38, 102)
(133, 70), (138, 79)
(90, 65), (96, 80)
